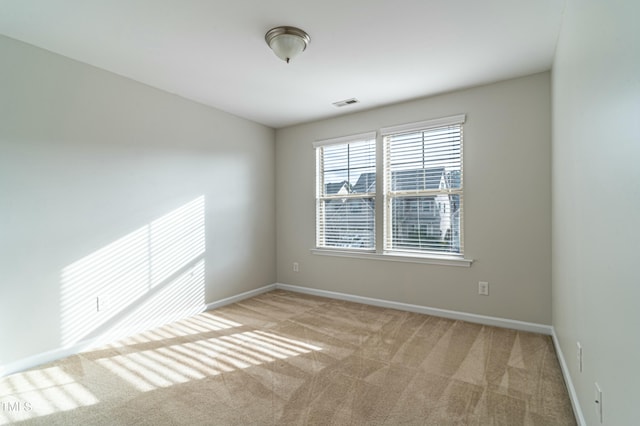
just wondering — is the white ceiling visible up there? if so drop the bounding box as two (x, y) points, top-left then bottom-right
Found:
(0, 1), (565, 128)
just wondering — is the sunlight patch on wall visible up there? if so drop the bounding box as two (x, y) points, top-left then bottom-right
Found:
(60, 196), (206, 348)
(90, 258), (205, 347)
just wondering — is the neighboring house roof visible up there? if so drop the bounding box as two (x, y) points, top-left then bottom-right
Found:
(392, 167), (446, 191)
(352, 172), (376, 194)
(325, 180), (349, 195)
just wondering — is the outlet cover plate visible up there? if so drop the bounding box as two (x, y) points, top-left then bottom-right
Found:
(577, 341), (583, 372)
(594, 382), (602, 423)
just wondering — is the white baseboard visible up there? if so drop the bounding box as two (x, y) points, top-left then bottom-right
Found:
(0, 341), (94, 379)
(1, 283), (277, 378)
(205, 283), (276, 311)
(274, 283), (552, 335)
(551, 328), (586, 426)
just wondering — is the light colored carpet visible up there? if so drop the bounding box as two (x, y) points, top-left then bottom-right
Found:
(1, 290), (576, 425)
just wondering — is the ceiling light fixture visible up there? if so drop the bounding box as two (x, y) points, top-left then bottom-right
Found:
(265, 26), (310, 63)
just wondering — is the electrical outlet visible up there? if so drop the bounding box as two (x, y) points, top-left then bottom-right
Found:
(478, 281), (489, 296)
(577, 342), (583, 372)
(293, 262), (299, 272)
(97, 296), (108, 312)
(594, 382), (603, 423)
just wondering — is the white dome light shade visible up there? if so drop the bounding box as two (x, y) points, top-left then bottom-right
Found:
(269, 33), (306, 62)
(265, 26), (310, 63)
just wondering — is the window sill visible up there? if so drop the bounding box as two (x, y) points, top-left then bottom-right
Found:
(310, 248), (473, 267)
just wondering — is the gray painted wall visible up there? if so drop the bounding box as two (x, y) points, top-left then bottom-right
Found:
(276, 73), (552, 324)
(0, 36), (276, 368)
(552, 1), (640, 424)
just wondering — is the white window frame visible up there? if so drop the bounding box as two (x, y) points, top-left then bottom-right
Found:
(311, 116), (473, 267)
(382, 114), (465, 257)
(313, 132), (377, 251)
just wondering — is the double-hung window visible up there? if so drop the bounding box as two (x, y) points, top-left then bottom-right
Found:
(314, 114), (466, 262)
(382, 115), (465, 256)
(314, 132), (376, 250)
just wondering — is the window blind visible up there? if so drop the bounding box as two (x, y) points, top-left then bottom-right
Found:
(316, 135), (376, 250)
(383, 117), (464, 255)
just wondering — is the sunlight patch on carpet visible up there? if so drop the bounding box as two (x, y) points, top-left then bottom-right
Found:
(96, 330), (322, 392)
(0, 366), (98, 424)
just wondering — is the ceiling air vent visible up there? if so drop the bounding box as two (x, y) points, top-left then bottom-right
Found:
(332, 98), (359, 107)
